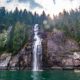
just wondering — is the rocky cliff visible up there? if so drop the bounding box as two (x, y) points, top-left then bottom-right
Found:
(0, 28), (80, 70)
(0, 41), (32, 70)
(42, 28), (80, 69)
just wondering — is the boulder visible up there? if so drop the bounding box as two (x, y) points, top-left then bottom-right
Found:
(0, 53), (11, 70)
(73, 52), (80, 67)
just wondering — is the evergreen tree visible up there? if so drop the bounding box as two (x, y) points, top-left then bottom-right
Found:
(13, 22), (26, 53)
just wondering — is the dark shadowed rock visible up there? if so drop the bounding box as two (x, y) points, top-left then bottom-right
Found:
(8, 42), (32, 70)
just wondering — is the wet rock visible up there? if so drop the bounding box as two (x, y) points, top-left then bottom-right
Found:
(8, 42), (32, 70)
(0, 53), (11, 70)
(74, 59), (80, 67)
(65, 39), (79, 52)
(62, 57), (74, 67)
(73, 52), (80, 59)
(43, 28), (80, 68)
(73, 52), (80, 67)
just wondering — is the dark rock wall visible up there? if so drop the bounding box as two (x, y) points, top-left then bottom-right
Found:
(8, 42), (32, 70)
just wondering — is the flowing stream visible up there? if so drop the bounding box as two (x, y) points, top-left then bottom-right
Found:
(32, 24), (42, 71)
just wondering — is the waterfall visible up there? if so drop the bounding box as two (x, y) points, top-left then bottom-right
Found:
(32, 24), (42, 71)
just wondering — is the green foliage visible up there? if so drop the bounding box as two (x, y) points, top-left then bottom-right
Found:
(12, 22), (26, 53)
(47, 8), (80, 43)
(0, 7), (47, 27)
(0, 7), (47, 54)
(0, 22), (31, 54)
(0, 30), (8, 51)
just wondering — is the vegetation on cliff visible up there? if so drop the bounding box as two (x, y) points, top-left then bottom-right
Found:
(0, 30), (8, 52)
(45, 8), (80, 44)
(0, 6), (80, 55)
(0, 7), (47, 54)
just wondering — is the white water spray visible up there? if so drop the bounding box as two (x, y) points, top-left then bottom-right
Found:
(32, 24), (42, 71)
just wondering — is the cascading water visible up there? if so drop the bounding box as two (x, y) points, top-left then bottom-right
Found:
(32, 24), (42, 71)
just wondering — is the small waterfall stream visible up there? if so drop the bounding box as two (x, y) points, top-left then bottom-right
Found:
(32, 24), (42, 71)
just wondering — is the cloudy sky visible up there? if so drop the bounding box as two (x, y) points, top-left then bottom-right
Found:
(0, 0), (80, 17)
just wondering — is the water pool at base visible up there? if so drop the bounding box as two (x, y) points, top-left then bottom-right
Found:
(0, 70), (80, 80)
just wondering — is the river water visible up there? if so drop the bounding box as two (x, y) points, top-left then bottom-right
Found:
(0, 70), (80, 80)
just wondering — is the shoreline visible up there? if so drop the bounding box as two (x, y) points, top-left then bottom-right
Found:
(0, 66), (80, 71)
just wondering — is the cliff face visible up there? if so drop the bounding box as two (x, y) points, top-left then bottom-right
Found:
(9, 42), (32, 70)
(0, 42), (32, 70)
(42, 29), (80, 69)
(0, 53), (11, 70)
(0, 28), (80, 70)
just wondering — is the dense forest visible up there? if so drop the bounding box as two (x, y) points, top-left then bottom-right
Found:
(0, 7), (47, 54)
(0, 6), (80, 54)
(0, 7), (47, 27)
(46, 8), (80, 43)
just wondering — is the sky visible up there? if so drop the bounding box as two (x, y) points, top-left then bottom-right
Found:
(0, 0), (80, 18)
